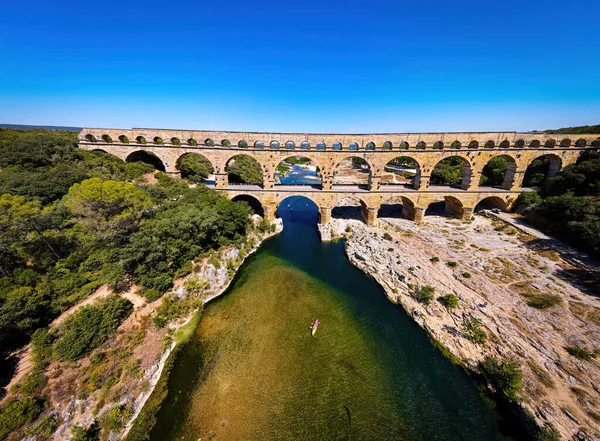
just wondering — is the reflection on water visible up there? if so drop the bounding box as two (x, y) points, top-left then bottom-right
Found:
(149, 198), (513, 441)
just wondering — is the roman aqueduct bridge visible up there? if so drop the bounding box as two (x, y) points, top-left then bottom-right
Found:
(78, 128), (600, 226)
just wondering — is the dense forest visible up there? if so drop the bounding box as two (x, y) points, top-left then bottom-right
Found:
(513, 149), (600, 257)
(0, 128), (252, 366)
(544, 124), (600, 134)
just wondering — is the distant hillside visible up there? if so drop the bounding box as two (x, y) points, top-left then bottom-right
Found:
(0, 123), (82, 132)
(544, 124), (600, 134)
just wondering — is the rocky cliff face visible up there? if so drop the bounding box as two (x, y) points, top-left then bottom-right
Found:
(320, 214), (600, 441)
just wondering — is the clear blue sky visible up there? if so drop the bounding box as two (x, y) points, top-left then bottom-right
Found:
(1, 0), (599, 132)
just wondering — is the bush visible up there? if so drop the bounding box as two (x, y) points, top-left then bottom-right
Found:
(442, 293), (459, 308)
(566, 345), (597, 361)
(446, 261), (457, 268)
(512, 191), (543, 213)
(99, 404), (132, 433)
(54, 295), (133, 361)
(413, 285), (435, 305)
(463, 317), (487, 344)
(524, 293), (561, 309)
(27, 414), (58, 437)
(71, 423), (100, 441)
(430, 256), (440, 263)
(462, 272), (471, 278)
(383, 232), (393, 241)
(479, 356), (522, 402)
(0, 396), (45, 439)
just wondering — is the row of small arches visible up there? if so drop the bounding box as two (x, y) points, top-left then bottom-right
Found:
(84, 134), (600, 149)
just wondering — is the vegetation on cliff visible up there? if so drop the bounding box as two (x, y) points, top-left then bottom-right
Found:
(0, 128), (256, 439)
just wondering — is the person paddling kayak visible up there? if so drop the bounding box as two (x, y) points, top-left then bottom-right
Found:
(311, 319), (319, 336)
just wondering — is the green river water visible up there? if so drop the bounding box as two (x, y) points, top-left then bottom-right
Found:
(149, 197), (518, 441)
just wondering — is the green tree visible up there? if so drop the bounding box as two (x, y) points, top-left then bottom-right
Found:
(431, 157), (464, 186)
(0, 397), (45, 439)
(479, 356), (523, 402)
(227, 155), (263, 185)
(178, 154), (214, 183)
(479, 156), (507, 186)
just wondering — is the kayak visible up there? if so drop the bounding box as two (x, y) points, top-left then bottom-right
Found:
(311, 319), (319, 336)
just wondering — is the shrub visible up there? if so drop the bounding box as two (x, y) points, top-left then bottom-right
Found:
(536, 424), (561, 441)
(99, 404), (132, 433)
(27, 414), (58, 437)
(566, 345), (597, 361)
(53, 295), (133, 361)
(479, 356), (523, 402)
(430, 256), (440, 263)
(0, 397), (45, 439)
(413, 285), (435, 305)
(462, 272), (471, 278)
(512, 191), (543, 214)
(446, 261), (458, 268)
(71, 423), (100, 441)
(383, 232), (393, 241)
(345, 225), (351, 233)
(524, 293), (561, 309)
(462, 317), (487, 344)
(442, 293), (459, 308)
(387, 248), (394, 252)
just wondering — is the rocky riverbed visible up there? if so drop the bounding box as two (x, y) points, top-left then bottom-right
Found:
(320, 211), (600, 440)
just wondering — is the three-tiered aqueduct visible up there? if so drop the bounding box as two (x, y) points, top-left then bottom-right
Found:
(78, 128), (600, 226)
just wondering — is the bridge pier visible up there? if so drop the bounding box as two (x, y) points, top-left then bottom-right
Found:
(319, 206), (332, 224)
(368, 176), (381, 191)
(417, 175), (431, 190)
(413, 207), (425, 223)
(215, 173), (228, 188)
(361, 205), (379, 227)
(264, 204), (276, 222)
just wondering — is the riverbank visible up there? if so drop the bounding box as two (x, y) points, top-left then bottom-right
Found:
(320, 212), (600, 440)
(2, 216), (282, 441)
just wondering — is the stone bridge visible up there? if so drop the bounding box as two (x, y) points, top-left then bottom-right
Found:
(78, 128), (599, 225)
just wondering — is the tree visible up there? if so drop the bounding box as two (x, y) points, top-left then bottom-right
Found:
(63, 178), (152, 246)
(479, 356), (523, 402)
(178, 154), (214, 183)
(227, 155), (263, 185)
(431, 157), (464, 186)
(442, 293), (459, 308)
(479, 157), (507, 186)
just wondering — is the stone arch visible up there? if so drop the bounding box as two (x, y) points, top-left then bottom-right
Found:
(153, 136), (164, 145)
(225, 154), (264, 186)
(479, 154), (518, 190)
(136, 136), (147, 144)
(285, 141), (295, 150)
(474, 196), (508, 212)
(382, 141), (393, 150)
(300, 141), (310, 150)
(430, 156), (473, 190)
(126, 150), (166, 172)
(118, 135), (129, 144)
(433, 141), (444, 149)
(175, 152), (214, 182)
(559, 138), (571, 147)
(270, 140), (280, 149)
(332, 196), (369, 222)
(425, 196), (465, 220)
(332, 142), (342, 151)
(399, 142), (409, 150)
(254, 140), (265, 149)
(348, 142), (359, 151)
(499, 140), (510, 149)
(451, 140), (462, 149)
(523, 154), (562, 187)
(84, 134), (96, 142)
(592, 138), (600, 148)
(222, 139), (231, 147)
(416, 141), (427, 149)
(366, 141), (376, 150)
(529, 139), (541, 148)
(91, 149), (108, 154)
(171, 137), (181, 146)
(316, 142), (326, 150)
(333, 156), (371, 187)
(238, 140), (248, 148)
(545, 139), (556, 148)
(514, 139), (525, 148)
(204, 138), (214, 147)
(275, 155), (322, 187)
(468, 140), (479, 149)
(378, 195), (417, 220)
(484, 140), (495, 149)
(380, 156), (421, 189)
(275, 195), (319, 223)
(575, 138), (587, 147)
(102, 134), (112, 143)
(231, 194), (264, 217)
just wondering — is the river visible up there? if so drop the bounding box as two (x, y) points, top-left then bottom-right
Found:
(148, 197), (516, 441)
